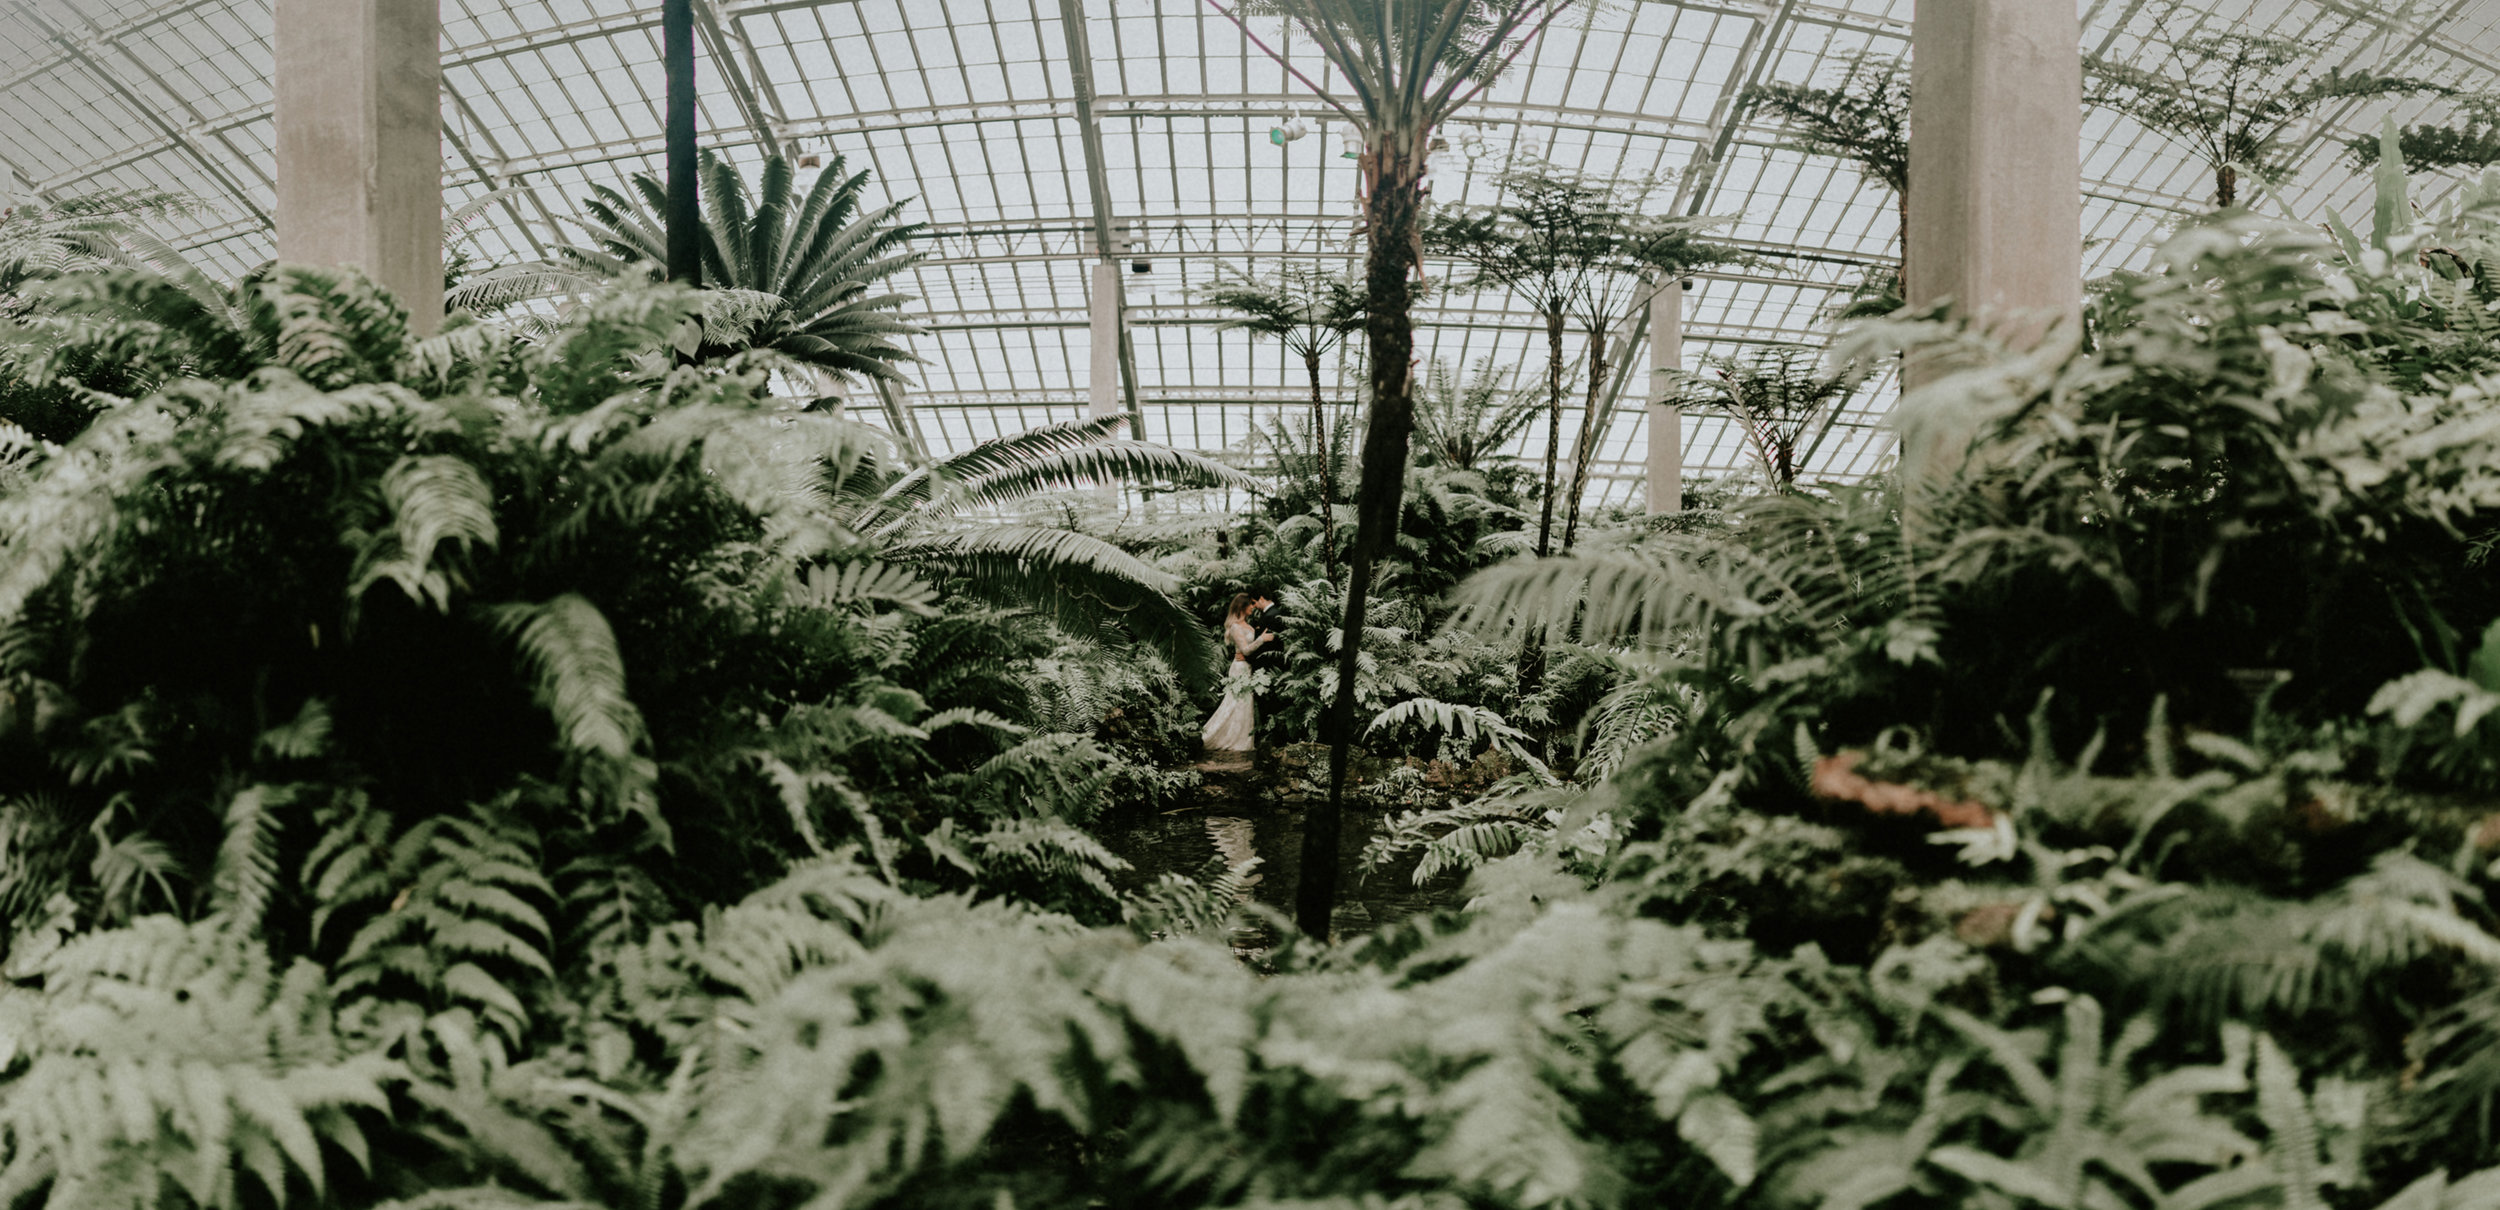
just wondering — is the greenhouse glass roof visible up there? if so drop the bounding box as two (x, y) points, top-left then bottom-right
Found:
(4, 0), (2498, 500)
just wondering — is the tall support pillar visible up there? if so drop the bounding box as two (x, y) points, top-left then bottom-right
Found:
(1902, 0), (2082, 467)
(1088, 260), (1123, 423)
(1645, 280), (1685, 515)
(274, 0), (443, 333)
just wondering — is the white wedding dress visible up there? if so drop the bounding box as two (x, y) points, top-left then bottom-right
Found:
(1201, 619), (1259, 752)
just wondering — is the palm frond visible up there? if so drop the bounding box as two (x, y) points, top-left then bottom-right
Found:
(444, 263), (605, 315)
(887, 526), (1221, 689)
(944, 440), (1257, 513)
(859, 416), (1130, 525)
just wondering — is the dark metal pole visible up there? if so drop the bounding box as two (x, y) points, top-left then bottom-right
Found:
(663, 0), (701, 286)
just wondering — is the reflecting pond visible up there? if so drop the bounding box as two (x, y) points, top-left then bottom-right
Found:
(1095, 762), (1471, 944)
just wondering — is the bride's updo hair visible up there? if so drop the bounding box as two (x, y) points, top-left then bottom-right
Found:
(1227, 592), (1254, 620)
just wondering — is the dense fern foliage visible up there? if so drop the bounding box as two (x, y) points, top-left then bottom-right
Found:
(26, 141), (2500, 1210)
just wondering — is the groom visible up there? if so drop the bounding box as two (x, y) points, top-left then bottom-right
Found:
(1247, 593), (1286, 672)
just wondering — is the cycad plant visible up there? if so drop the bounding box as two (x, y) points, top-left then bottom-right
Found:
(1212, 0), (1581, 938)
(563, 148), (927, 384)
(1199, 260), (1368, 574)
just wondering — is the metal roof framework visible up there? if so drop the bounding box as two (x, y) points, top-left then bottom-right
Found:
(5, 0), (2499, 504)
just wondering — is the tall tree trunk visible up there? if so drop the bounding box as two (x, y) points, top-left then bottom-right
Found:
(1534, 305), (1565, 557)
(1561, 328), (1608, 552)
(1298, 136), (1424, 942)
(1894, 188), (1909, 304)
(1307, 349), (1337, 578)
(1514, 303), (1568, 702)
(2216, 163), (2238, 210)
(662, 0), (700, 288)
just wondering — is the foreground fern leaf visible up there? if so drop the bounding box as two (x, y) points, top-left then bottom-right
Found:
(0, 917), (398, 1209)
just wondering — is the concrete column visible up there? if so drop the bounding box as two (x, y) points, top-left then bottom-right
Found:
(275, 0), (444, 334)
(812, 370), (847, 418)
(1088, 260), (1123, 423)
(1645, 280), (1684, 516)
(1903, 0), (2081, 348)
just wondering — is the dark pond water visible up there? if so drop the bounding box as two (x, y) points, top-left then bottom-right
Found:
(1094, 763), (1471, 945)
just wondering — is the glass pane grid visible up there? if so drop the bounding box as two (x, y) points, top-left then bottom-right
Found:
(8, 0), (2498, 498)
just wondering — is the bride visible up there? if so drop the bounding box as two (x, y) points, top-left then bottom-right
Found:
(1201, 593), (1274, 753)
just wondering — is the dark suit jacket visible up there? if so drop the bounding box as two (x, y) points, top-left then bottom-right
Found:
(1247, 604), (1288, 671)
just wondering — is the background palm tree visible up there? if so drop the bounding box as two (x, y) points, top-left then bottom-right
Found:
(1411, 356), (1537, 474)
(1669, 346), (1856, 489)
(1428, 162), (1594, 558)
(1558, 202), (1742, 551)
(1198, 261), (1368, 575)
(1745, 54), (1912, 288)
(1212, 0), (1581, 939)
(2088, 26), (2450, 209)
(557, 149), (928, 386)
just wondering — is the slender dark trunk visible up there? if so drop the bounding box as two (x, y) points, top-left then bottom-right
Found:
(1297, 137), (1423, 942)
(662, 0), (701, 288)
(2216, 163), (2238, 210)
(1307, 349), (1338, 579)
(1894, 188), (1909, 304)
(1534, 305), (1565, 558)
(1561, 329), (1608, 552)
(1514, 303), (1568, 701)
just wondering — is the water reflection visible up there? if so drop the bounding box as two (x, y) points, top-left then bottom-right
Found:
(1098, 795), (1468, 942)
(1203, 816), (1262, 891)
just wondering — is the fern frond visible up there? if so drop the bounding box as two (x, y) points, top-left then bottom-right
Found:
(2066, 853), (2500, 1025)
(939, 441), (1257, 515)
(327, 806), (555, 1044)
(485, 595), (664, 842)
(785, 560), (938, 616)
(210, 785), (290, 934)
(887, 526), (1220, 690)
(0, 916), (399, 1209)
(350, 455), (500, 614)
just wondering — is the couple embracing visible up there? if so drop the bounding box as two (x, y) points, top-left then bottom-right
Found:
(1201, 592), (1280, 753)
